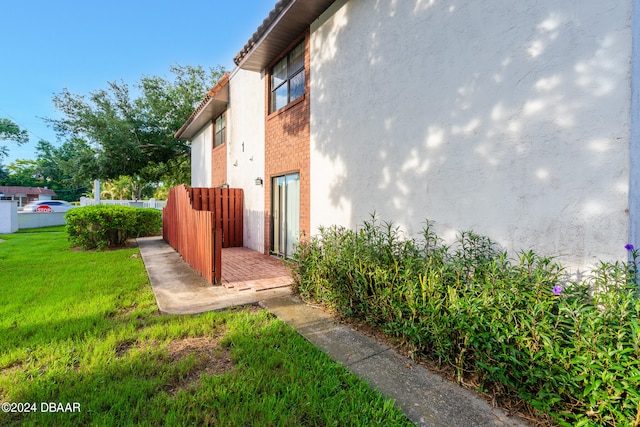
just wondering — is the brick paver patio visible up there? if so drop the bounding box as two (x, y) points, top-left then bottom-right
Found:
(221, 247), (293, 292)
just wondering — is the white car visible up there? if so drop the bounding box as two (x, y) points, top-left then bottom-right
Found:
(22, 200), (74, 213)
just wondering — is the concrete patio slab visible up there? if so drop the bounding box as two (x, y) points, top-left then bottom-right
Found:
(137, 236), (291, 314)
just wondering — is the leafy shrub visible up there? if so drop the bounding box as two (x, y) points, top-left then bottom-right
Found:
(290, 213), (640, 426)
(133, 208), (163, 237)
(65, 205), (161, 250)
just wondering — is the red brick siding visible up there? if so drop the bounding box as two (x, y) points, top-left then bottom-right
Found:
(211, 141), (227, 187)
(264, 31), (311, 254)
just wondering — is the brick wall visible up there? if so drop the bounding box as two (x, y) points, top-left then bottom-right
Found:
(264, 31), (311, 254)
(211, 140), (227, 187)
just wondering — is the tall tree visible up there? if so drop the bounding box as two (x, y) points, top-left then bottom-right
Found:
(2, 159), (40, 187)
(0, 118), (29, 147)
(48, 64), (225, 185)
(0, 118), (29, 175)
(34, 139), (95, 200)
(35, 139), (96, 189)
(0, 139), (95, 201)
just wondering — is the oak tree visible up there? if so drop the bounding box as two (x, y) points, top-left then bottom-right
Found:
(49, 64), (225, 185)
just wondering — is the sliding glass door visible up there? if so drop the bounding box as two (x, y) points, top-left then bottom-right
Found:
(271, 173), (300, 258)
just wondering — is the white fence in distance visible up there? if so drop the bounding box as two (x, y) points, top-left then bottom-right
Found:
(1, 199), (167, 234)
(79, 197), (166, 210)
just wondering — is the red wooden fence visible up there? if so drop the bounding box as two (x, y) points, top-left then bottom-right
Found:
(188, 187), (243, 248)
(162, 185), (243, 284)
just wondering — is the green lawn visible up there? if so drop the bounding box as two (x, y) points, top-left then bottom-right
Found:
(0, 227), (412, 426)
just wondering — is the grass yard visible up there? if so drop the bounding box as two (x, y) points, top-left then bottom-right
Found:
(0, 227), (412, 426)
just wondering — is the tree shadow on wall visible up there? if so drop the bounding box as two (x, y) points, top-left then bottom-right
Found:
(310, 0), (630, 269)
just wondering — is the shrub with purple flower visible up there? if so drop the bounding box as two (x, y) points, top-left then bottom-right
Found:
(552, 285), (562, 295)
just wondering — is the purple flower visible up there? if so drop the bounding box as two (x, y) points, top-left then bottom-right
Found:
(626, 244), (635, 251)
(552, 285), (562, 295)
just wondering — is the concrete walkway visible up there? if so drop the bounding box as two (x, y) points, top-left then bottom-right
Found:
(137, 236), (528, 427)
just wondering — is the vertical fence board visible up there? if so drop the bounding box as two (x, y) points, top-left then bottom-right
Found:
(234, 189), (243, 247)
(192, 188), (201, 210)
(238, 189), (243, 246)
(208, 188), (216, 211)
(213, 227), (222, 284)
(231, 190), (237, 246)
(222, 189), (229, 248)
(214, 188), (223, 244)
(229, 189), (236, 247)
(201, 189), (209, 213)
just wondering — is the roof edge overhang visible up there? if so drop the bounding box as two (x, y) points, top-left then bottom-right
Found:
(175, 72), (230, 141)
(234, 0), (336, 72)
(0, 186), (57, 196)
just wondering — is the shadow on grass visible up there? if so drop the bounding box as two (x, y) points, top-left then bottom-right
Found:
(1, 307), (163, 358)
(16, 226), (66, 234)
(1, 310), (413, 427)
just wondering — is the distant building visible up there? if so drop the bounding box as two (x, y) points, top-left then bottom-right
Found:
(0, 186), (56, 207)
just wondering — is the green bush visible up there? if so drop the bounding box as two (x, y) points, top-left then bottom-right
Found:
(65, 205), (162, 250)
(290, 213), (640, 426)
(133, 207), (163, 237)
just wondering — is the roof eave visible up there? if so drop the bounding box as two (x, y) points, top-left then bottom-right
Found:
(234, 0), (336, 72)
(0, 186), (57, 196)
(175, 73), (230, 141)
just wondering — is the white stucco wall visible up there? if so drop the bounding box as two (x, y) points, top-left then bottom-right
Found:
(0, 201), (18, 233)
(227, 67), (266, 253)
(629, 0), (640, 258)
(18, 212), (67, 229)
(310, 0), (632, 272)
(190, 124), (213, 187)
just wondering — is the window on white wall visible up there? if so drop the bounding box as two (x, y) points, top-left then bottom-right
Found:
(214, 111), (226, 148)
(270, 41), (305, 113)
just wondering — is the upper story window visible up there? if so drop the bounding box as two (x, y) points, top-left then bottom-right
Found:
(270, 41), (305, 113)
(214, 111), (226, 148)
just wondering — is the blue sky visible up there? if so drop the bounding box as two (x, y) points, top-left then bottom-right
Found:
(0, 0), (275, 165)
